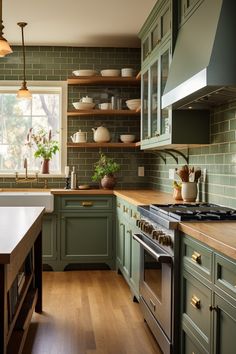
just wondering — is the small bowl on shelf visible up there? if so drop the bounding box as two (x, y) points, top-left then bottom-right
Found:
(126, 99), (141, 110)
(121, 68), (135, 77)
(73, 69), (97, 77)
(72, 102), (95, 110)
(101, 69), (120, 77)
(120, 134), (135, 143)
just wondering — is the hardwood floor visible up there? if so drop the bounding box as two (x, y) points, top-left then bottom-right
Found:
(23, 270), (161, 354)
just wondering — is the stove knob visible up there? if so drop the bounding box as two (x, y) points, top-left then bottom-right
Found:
(146, 224), (154, 235)
(159, 235), (172, 247)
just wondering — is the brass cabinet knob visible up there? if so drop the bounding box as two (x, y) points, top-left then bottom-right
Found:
(82, 201), (93, 207)
(191, 251), (201, 264)
(191, 295), (201, 309)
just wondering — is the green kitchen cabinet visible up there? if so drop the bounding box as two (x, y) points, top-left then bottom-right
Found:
(59, 195), (115, 270)
(180, 233), (236, 354)
(116, 197), (140, 300)
(42, 213), (57, 269)
(140, 0), (171, 66)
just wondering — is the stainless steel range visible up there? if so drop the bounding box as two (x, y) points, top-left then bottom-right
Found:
(133, 203), (236, 354)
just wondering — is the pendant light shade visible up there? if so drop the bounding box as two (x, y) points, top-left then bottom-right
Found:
(0, 0), (13, 57)
(17, 22), (31, 99)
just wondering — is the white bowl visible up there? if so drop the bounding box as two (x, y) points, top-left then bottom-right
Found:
(72, 102), (95, 110)
(126, 99), (141, 110)
(73, 69), (97, 77)
(101, 69), (120, 77)
(99, 103), (112, 110)
(121, 68), (135, 77)
(120, 134), (135, 143)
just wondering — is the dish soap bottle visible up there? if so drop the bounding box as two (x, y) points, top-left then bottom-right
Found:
(70, 166), (77, 189)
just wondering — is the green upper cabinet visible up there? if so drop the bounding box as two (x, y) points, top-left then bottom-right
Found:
(139, 0), (210, 150)
(140, 0), (171, 66)
(140, 41), (172, 147)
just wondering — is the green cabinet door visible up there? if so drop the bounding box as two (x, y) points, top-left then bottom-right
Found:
(116, 213), (125, 270)
(123, 227), (131, 281)
(213, 294), (236, 354)
(60, 211), (113, 268)
(42, 213), (57, 261)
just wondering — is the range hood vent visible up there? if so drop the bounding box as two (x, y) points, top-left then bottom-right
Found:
(162, 0), (236, 109)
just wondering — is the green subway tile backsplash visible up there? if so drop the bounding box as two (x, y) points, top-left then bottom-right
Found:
(1, 45), (236, 206)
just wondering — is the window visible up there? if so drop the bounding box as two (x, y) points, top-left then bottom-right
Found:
(0, 82), (67, 175)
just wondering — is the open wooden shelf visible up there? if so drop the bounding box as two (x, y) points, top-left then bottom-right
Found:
(7, 289), (38, 354)
(67, 142), (140, 148)
(67, 76), (140, 86)
(67, 109), (140, 117)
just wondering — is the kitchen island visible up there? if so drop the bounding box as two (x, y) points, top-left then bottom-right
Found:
(0, 206), (45, 354)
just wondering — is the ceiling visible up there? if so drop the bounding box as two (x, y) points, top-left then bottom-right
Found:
(3, 0), (156, 48)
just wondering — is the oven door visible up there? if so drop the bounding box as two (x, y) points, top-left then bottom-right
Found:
(133, 233), (173, 340)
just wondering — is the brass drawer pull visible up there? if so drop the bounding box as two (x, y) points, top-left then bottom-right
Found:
(82, 201), (93, 207)
(191, 295), (201, 309)
(123, 206), (129, 213)
(132, 212), (138, 219)
(117, 202), (121, 208)
(191, 251), (201, 264)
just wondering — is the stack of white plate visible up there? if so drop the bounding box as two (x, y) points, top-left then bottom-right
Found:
(73, 69), (97, 77)
(100, 69), (120, 77)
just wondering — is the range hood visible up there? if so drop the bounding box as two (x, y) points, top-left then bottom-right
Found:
(162, 0), (236, 109)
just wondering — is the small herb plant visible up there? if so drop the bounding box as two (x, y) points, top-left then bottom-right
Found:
(26, 128), (59, 160)
(92, 153), (120, 181)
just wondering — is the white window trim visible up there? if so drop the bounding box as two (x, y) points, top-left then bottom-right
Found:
(0, 81), (67, 177)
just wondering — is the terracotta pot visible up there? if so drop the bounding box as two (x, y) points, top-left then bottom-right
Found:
(41, 159), (50, 174)
(181, 182), (198, 202)
(101, 175), (116, 189)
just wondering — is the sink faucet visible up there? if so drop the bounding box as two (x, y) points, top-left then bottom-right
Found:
(23, 158), (28, 179)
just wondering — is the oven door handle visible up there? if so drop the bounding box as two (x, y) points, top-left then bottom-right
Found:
(133, 233), (172, 263)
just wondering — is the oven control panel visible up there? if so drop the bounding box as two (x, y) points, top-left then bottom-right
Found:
(136, 218), (174, 248)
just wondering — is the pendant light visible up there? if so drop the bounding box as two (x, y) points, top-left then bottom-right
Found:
(0, 0), (13, 57)
(17, 22), (31, 99)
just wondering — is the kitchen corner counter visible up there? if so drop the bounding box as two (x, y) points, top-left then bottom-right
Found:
(179, 222), (236, 261)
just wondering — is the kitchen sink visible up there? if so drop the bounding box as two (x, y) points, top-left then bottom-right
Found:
(0, 190), (54, 213)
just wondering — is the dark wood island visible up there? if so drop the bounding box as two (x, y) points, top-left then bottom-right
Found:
(0, 206), (45, 354)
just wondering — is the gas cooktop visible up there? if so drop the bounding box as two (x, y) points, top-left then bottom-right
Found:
(149, 203), (236, 221)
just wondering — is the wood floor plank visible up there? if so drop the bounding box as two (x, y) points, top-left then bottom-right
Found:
(23, 271), (161, 354)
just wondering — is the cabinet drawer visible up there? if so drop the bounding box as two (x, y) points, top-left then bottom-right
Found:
(183, 236), (213, 281)
(59, 196), (113, 210)
(182, 270), (211, 350)
(214, 253), (236, 300)
(182, 329), (208, 354)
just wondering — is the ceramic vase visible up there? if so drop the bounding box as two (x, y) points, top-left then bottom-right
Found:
(181, 182), (198, 202)
(101, 175), (116, 189)
(41, 159), (50, 174)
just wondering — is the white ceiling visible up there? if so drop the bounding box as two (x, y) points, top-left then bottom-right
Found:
(3, 0), (156, 48)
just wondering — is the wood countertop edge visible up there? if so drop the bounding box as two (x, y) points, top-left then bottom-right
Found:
(179, 222), (236, 261)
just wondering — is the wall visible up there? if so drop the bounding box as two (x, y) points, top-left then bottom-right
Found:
(0, 46), (150, 189)
(147, 101), (236, 208)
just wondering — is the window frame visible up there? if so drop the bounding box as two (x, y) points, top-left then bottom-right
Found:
(0, 81), (67, 177)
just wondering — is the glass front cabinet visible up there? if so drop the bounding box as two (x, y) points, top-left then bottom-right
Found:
(141, 41), (172, 149)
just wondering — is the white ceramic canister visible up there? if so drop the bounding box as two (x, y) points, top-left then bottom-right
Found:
(181, 182), (198, 202)
(121, 68), (134, 77)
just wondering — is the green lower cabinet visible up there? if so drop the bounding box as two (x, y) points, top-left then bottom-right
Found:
(60, 211), (114, 269)
(42, 213), (57, 266)
(181, 233), (236, 354)
(116, 199), (140, 300)
(213, 294), (236, 354)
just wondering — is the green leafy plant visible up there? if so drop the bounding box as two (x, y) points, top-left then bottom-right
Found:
(26, 128), (59, 160)
(92, 153), (120, 182)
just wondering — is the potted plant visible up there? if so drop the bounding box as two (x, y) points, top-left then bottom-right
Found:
(26, 128), (59, 174)
(92, 153), (120, 189)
